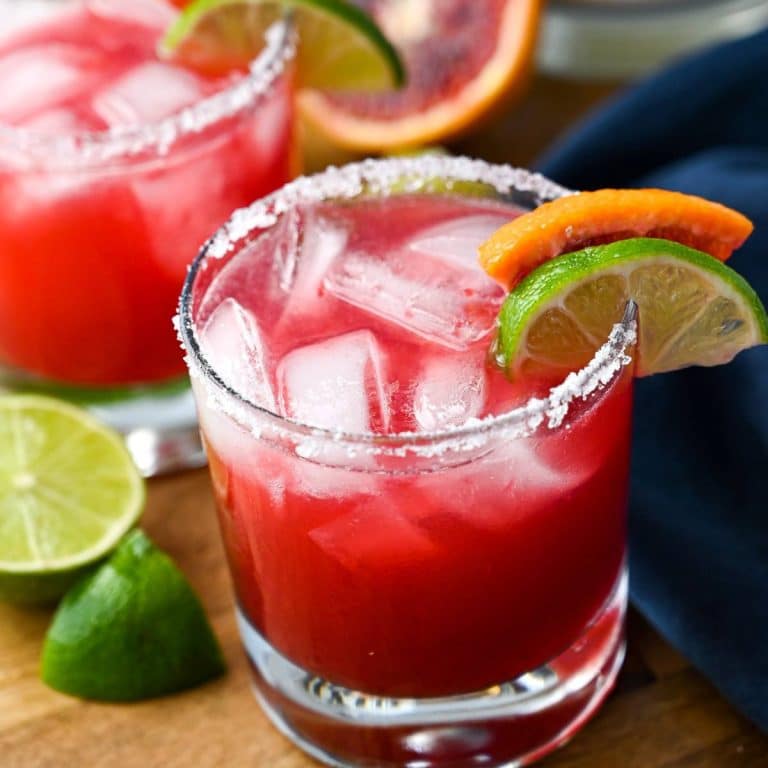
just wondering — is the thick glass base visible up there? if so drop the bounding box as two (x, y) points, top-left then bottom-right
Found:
(0, 371), (204, 476)
(239, 568), (627, 767)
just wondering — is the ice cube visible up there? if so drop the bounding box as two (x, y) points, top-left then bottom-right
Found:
(472, 439), (587, 529)
(498, 440), (569, 491)
(0, 154), (140, 224)
(413, 356), (486, 431)
(0, 1), (81, 49)
(92, 61), (207, 127)
(324, 241), (505, 351)
(194, 210), (297, 334)
(269, 206), (303, 294)
(131, 144), (243, 283)
(19, 107), (98, 135)
(85, 0), (175, 29)
(276, 206), (348, 323)
(289, 453), (379, 499)
(248, 77), (292, 169)
(414, 437), (574, 533)
(309, 500), (439, 573)
(408, 213), (513, 267)
(454, 435), (586, 499)
(199, 298), (276, 410)
(0, 44), (107, 124)
(200, 205), (349, 333)
(277, 330), (390, 433)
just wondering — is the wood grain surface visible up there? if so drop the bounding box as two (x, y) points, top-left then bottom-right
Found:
(1, 74), (766, 767)
(1, 470), (766, 767)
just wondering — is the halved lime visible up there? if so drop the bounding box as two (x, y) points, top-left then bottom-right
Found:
(496, 238), (768, 378)
(0, 395), (144, 604)
(161, 0), (405, 89)
(42, 530), (225, 702)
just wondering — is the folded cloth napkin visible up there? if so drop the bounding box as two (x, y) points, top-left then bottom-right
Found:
(537, 28), (768, 732)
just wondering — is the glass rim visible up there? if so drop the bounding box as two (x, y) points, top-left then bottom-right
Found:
(0, 11), (295, 167)
(178, 155), (637, 454)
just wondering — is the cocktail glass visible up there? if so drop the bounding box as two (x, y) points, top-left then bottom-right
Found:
(0, 0), (296, 475)
(178, 156), (636, 767)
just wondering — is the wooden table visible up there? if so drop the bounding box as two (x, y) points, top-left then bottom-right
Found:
(2, 76), (767, 767)
(2, 469), (766, 767)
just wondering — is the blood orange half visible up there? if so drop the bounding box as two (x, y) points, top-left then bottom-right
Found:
(299, 0), (542, 151)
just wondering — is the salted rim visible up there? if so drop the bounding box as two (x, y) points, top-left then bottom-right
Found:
(177, 155), (637, 457)
(0, 12), (295, 167)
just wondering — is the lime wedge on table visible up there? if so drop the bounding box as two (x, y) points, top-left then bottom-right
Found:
(42, 530), (225, 701)
(162, 0), (405, 89)
(0, 396), (144, 604)
(496, 238), (768, 378)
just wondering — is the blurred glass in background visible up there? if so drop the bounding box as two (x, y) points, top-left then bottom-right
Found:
(538, 0), (768, 80)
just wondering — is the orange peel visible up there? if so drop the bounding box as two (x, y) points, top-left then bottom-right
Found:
(479, 188), (754, 289)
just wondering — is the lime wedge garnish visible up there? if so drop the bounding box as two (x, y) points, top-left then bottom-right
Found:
(41, 530), (225, 701)
(162, 0), (405, 89)
(496, 238), (768, 378)
(0, 396), (144, 604)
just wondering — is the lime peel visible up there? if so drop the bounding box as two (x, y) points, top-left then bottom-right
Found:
(0, 395), (144, 604)
(162, 0), (405, 89)
(41, 530), (226, 702)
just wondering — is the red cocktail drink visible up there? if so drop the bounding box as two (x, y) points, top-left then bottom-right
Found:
(0, 0), (294, 472)
(180, 157), (636, 766)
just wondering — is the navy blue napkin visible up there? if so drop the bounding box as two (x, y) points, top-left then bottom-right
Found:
(537, 28), (768, 731)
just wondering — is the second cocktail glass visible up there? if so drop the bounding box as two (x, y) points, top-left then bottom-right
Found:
(0, 0), (296, 474)
(179, 156), (637, 767)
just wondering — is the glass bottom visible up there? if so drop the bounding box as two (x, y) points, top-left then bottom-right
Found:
(238, 567), (627, 767)
(0, 370), (204, 477)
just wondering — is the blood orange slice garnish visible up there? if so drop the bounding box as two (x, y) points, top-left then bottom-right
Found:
(299, 0), (542, 151)
(479, 188), (754, 289)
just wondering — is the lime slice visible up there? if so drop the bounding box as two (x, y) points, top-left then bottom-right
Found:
(0, 395), (144, 604)
(162, 0), (405, 89)
(496, 238), (768, 378)
(41, 530), (225, 701)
